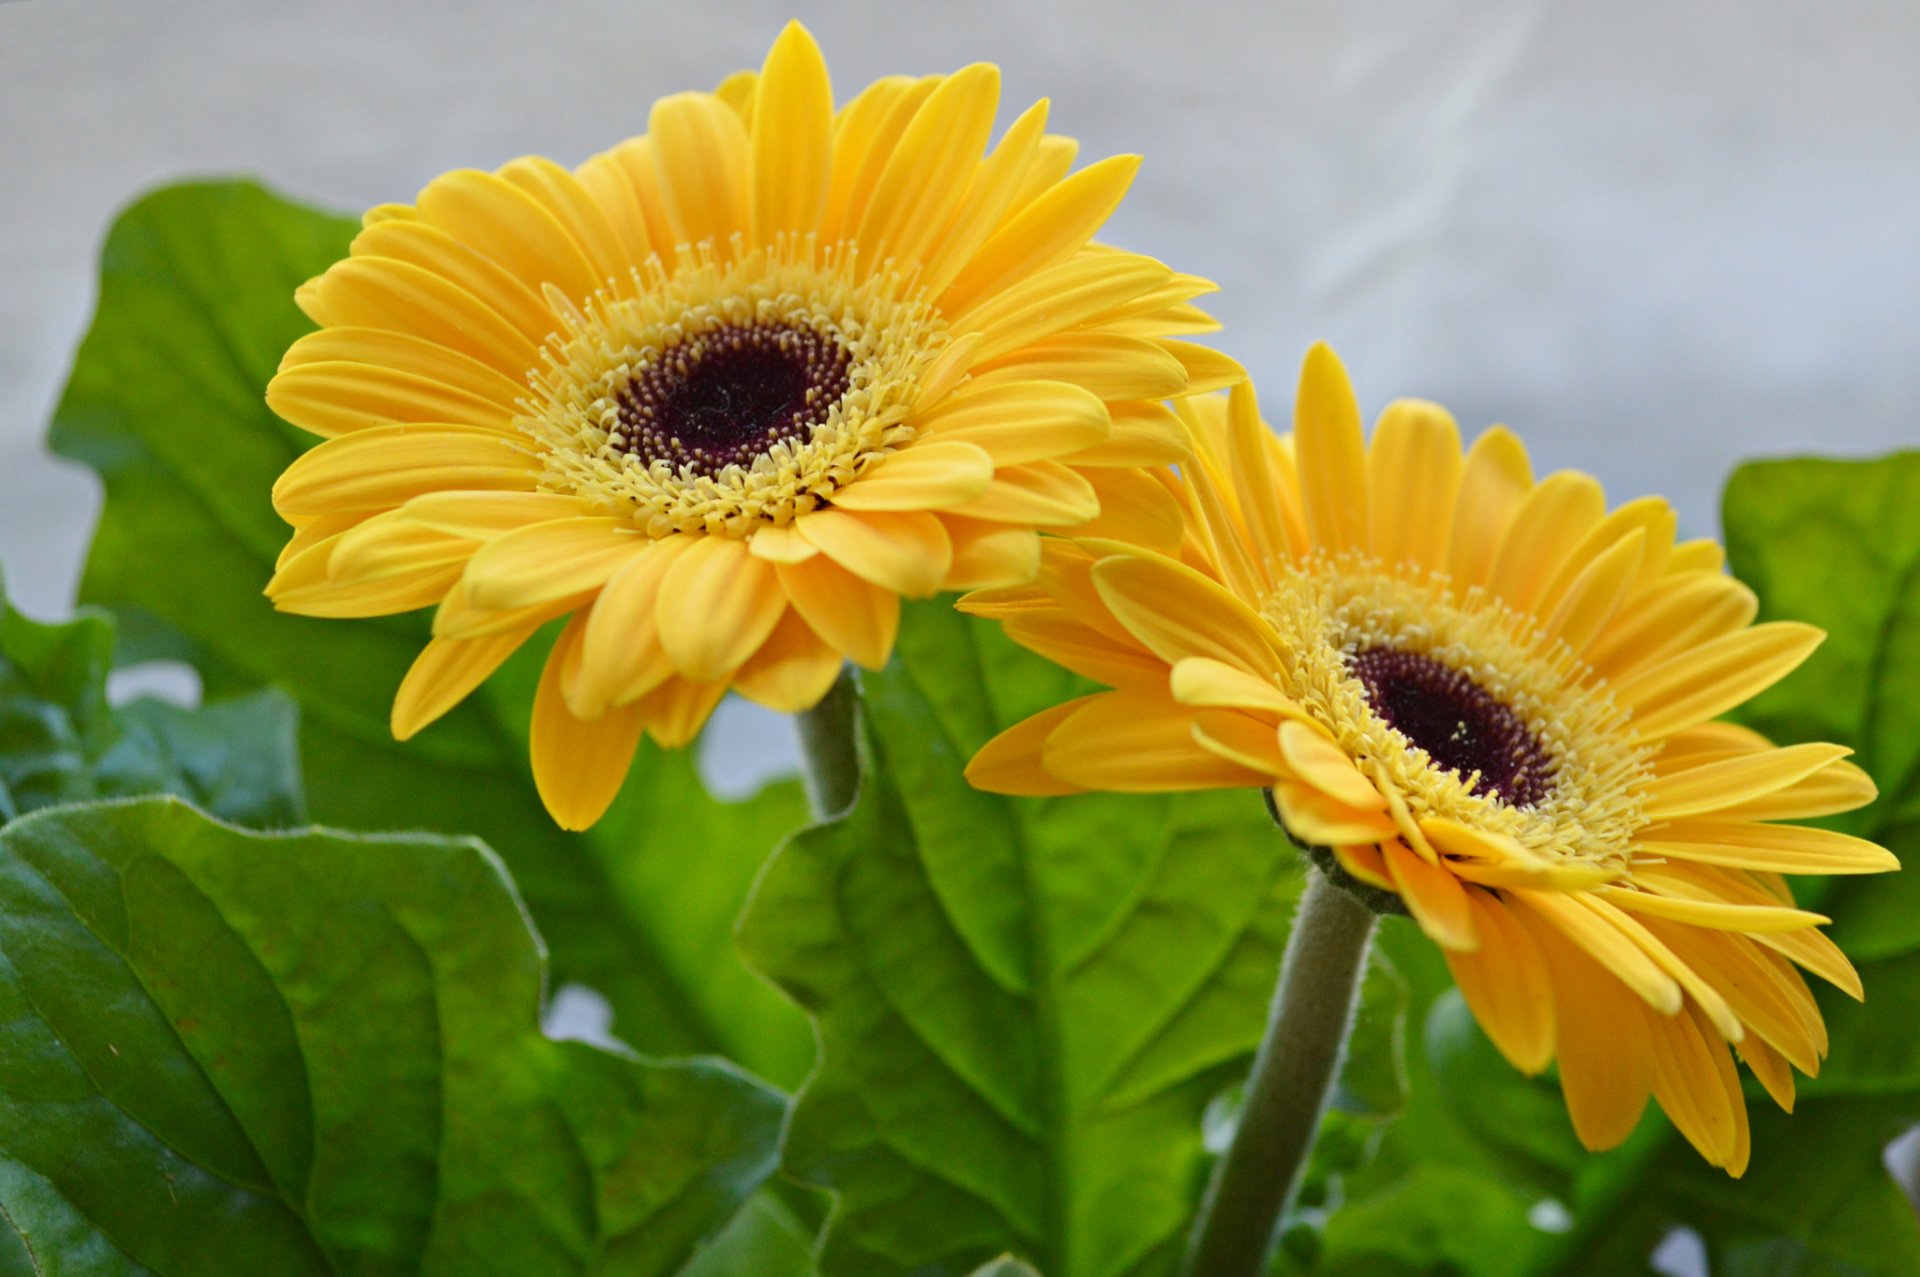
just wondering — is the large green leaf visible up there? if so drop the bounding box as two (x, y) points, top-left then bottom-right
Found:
(740, 601), (1303, 1277)
(0, 796), (783, 1274)
(46, 179), (811, 1086)
(0, 575), (300, 827)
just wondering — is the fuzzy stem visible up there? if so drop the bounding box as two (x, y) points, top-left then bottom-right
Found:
(794, 665), (860, 820)
(1182, 866), (1377, 1277)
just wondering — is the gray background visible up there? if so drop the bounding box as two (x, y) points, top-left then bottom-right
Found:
(3, 0), (1917, 622)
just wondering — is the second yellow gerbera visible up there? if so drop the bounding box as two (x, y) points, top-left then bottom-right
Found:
(963, 345), (1897, 1174)
(264, 21), (1233, 828)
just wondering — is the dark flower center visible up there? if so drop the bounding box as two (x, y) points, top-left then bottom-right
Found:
(1348, 647), (1553, 807)
(615, 321), (852, 476)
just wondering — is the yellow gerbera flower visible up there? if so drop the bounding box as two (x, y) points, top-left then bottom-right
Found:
(963, 345), (1897, 1175)
(262, 22), (1234, 830)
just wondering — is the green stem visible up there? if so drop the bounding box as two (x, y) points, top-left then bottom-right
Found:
(794, 665), (860, 820)
(1182, 866), (1377, 1277)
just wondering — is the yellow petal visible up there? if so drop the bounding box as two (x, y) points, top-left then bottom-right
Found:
(1383, 841), (1478, 951)
(392, 628), (534, 740)
(1190, 710), (1289, 778)
(1070, 400), (1190, 467)
(396, 490), (597, 539)
(576, 537), (693, 713)
(857, 63), (1001, 270)
(273, 425), (540, 518)
(1641, 820), (1899, 875)
(1580, 895), (1745, 1042)
(1518, 908), (1652, 1151)
(917, 99), (1051, 297)
(1446, 426), (1533, 590)
(1269, 783), (1398, 844)
(1221, 380), (1306, 572)
(1612, 623), (1825, 739)
(1071, 466), (1186, 555)
(648, 91), (752, 252)
(1159, 340), (1243, 395)
(432, 578), (594, 641)
(1644, 742), (1855, 820)
(1586, 571), (1759, 682)
(1539, 527), (1646, 654)
(745, 521), (818, 564)
(1044, 687), (1271, 792)
(1002, 610), (1163, 687)
(1334, 844), (1396, 892)
(1513, 888), (1682, 1015)
(829, 441), (996, 512)
(941, 516), (1041, 591)
(821, 74), (941, 241)
(1642, 919), (1824, 1075)
(1168, 656), (1302, 716)
(916, 380), (1110, 466)
(796, 508), (952, 596)
(1090, 550), (1279, 676)
(276, 326), (526, 410)
(731, 607), (846, 713)
(970, 333), (1187, 402)
(1736, 1035), (1797, 1113)
(1595, 886), (1828, 934)
(938, 154), (1141, 314)
(1709, 758), (1878, 822)
(329, 516), (476, 584)
(956, 252), (1171, 361)
(965, 697), (1095, 797)
(461, 517), (649, 610)
(1292, 343), (1368, 555)
(1646, 1003), (1745, 1172)
(777, 554), (901, 669)
(413, 167), (600, 303)
(1444, 890), (1555, 1073)
(1367, 398), (1463, 572)
(1485, 471), (1606, 614)
(531, 612), (644, 831)
(268, 359), (516, 437)
(635, 675), (730, 749)
(654, 534), (786, 682)
(1006, 134), (1079, 211)
(948, 461), (1100, 527)
(496, 156), (630, 288)
(750, 22), (834, 243)
(1278, 720), (1387, 812)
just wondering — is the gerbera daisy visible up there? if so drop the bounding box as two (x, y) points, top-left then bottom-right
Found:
(963, 345), (1896, 1176)
(264, 21), (1233, 829)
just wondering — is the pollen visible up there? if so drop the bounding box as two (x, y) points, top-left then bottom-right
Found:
(519, 242), (948, 537)
(1261, 554), (1654, 869)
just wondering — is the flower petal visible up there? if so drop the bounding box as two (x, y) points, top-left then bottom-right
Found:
(531, 612), (644, 831)
(795, 508), (952, 596)
(776, 554), (902, 669)
(656, 535), (786, 681)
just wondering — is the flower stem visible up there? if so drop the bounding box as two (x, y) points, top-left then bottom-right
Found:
(794, 665), (860, 819)
(1182, 865), (1377, 1277)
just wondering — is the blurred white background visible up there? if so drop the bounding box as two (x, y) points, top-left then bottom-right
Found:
(3, 0), (1916, 621)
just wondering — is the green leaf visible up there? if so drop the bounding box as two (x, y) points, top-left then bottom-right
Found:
(0, 576), (301, 827)
(0, 796), (783, 1275)
(46, 179), (812, 1086)
(740, 601), (1301, 1277)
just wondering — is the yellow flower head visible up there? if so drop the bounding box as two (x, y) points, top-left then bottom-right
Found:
(264, 21), (1234, 829)
(963, 344), (1898, 1175)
